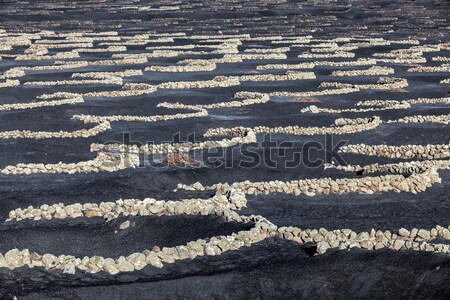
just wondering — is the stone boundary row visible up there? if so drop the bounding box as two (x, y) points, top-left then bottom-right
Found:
(301, 97), (450, 114)
(7, 190), (248, 222)
(407, 64), (450, 73)
(75, 46), (127, 53)
(156, 72), (316, 90)
(204, 116), (381, 137)
(244, 47), (290, 53)
(157, 76), (240, 89)
(318, 77), (408, 90)
(2, 106), (206, 139)
(157, 91), (269, 110)
(256, 58), (377, 70)
(2, 190), (448, 275)
(330, 66), (395, 77)
(90, 127), (256, 155)
(15, 50), (80, 60)
(310, 46), (359, 53)
(71, 69), (143, 79)
(0, 93), (83, 111)
(270, 87), (361, 97)
(327, 159), (450, 176)
(0, 69), (25, 79)
(177, 168), (440, 196)
(386, 114), (450, 124)
(0, 152), (139, 175)
(0, 79), (20, 89)
(298, 51), (355, 58)
(23, 77), (123, 86)
(301, 101), (407, 114)
(231, 71), (316, 82)
(432, 56), (450, 62)
(269, 77), (408, 98)
(0, 192), (278, 274)
(82, 83), (157, 98)
(0, 118), (111, 139)
(278, 225), (450, 255)
(72, 108), (208, 124)
(339, 143), (450, 159)
(145, 62), (217, 72)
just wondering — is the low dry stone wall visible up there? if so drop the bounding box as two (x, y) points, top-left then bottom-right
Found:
(204, 116), (381, 137)
(407, 64), (450, 73)
(319, 77), (408, 90)
(177, 169), (440, 196)
(0, 93), (83, 111)
(278, 225), (450, 255)
(256, 58), (376, 70)
(3, 190), (448, 275)
(145, 62), (217, 72)
(387, 114), (450, 124)
(73, 108), (208, 124)
(298, 51), (355, 58)
(270, 87), (361, 97)
(0, 79), (20, 88)
(0, 118), (110, 139)
(330, 66), (395, 76)
(339, 143), (450, 159)
(302, 97), (450, 114)
(158, 92), (269, 110)
(0, 152), (139, 175)
(329, 159), (450, 176)
(158, 76), (240, 89)
(24, 77), (123, 86)
(91, 127), (256, 154)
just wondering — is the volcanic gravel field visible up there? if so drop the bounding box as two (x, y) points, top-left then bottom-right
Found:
(0, 0), (449, 299)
